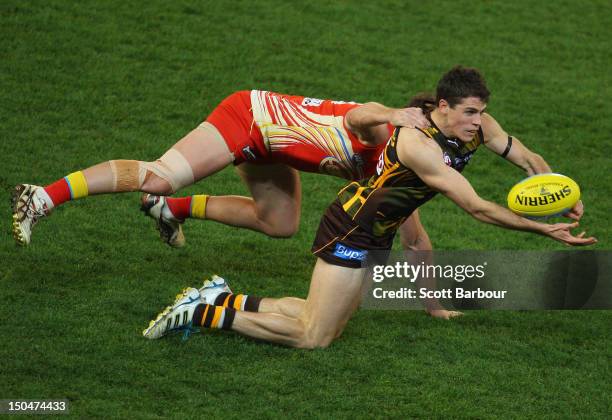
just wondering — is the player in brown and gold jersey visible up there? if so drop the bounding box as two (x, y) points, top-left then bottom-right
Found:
(144, 66), (595, 347)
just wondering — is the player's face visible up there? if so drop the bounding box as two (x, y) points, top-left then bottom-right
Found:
(444, 97), (487, 142)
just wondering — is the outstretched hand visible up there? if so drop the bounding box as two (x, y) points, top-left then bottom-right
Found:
(544, 221), (597, 246)
(427, 309), (463, 320)
(390, 107), (430, 129)
(564, 200), (584, 221)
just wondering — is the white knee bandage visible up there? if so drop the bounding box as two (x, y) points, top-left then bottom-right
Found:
(109, 149), (194, 193)
(142, 149), (194, 193)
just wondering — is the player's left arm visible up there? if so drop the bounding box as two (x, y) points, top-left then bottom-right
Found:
(481, 113), (550, 174)
(481, 113), (584, 220)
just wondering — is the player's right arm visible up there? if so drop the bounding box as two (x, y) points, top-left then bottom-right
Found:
(345, 102), (429, 144)
(395, 128), (597, 246)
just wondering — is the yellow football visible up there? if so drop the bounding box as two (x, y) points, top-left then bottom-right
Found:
(507, 173), (580, 218)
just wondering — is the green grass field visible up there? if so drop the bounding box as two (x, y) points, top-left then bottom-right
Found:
(1, 0), (610, 418)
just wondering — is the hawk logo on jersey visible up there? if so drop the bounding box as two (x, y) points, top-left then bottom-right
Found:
(443, 152), (452, 166)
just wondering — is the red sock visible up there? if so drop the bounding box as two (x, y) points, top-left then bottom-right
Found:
(166, 196), (192, 220)
(44, 179), (72, 206)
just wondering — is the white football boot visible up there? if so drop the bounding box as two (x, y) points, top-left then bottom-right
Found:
(140, 194), (185, 248)
(198, 275), (232, 305)
(143, 287), (201, 339)
(11, 184), (53, 246)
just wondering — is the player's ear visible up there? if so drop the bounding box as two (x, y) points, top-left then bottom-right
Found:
(438, 99), (449, 114)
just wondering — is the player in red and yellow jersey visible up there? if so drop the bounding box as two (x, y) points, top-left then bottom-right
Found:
(11, 89), (431, 265)
(211, 90), (391, 179)
(138, 90), (430, 250)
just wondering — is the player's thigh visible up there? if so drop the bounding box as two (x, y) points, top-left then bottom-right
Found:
(300, 258), (365, 346)
(169, 122), (234, 181)
(236, 162), (301, 222)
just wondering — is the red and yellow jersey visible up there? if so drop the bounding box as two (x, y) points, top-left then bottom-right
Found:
(250, 90), (392, 180)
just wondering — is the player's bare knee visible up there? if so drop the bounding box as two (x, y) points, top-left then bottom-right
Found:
(259, 215), (299, 238)
(313, 335), (335, 349)
(298, 335), (335, 349)
(261, 223), (298, 238)
(296, 327), (336, 349)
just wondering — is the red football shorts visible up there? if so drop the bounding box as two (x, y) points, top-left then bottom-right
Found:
(205, 90), (268, 165)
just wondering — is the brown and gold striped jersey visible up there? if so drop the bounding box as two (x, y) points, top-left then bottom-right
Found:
(337, 120), (484, 237)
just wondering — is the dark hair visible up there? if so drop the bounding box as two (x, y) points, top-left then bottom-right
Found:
(435, 66), (490, 107)
(406, 92), (436, 112)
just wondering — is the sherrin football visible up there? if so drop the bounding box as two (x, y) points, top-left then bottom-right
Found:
(507, 173), (580, 218)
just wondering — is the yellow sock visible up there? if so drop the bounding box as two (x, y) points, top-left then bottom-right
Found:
(190, 194), (208, 219)
(65, 171), (89, 199)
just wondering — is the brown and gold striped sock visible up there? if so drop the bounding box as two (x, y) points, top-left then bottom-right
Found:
(213, 293), (262, 312)
(192, 304), (236, 330)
